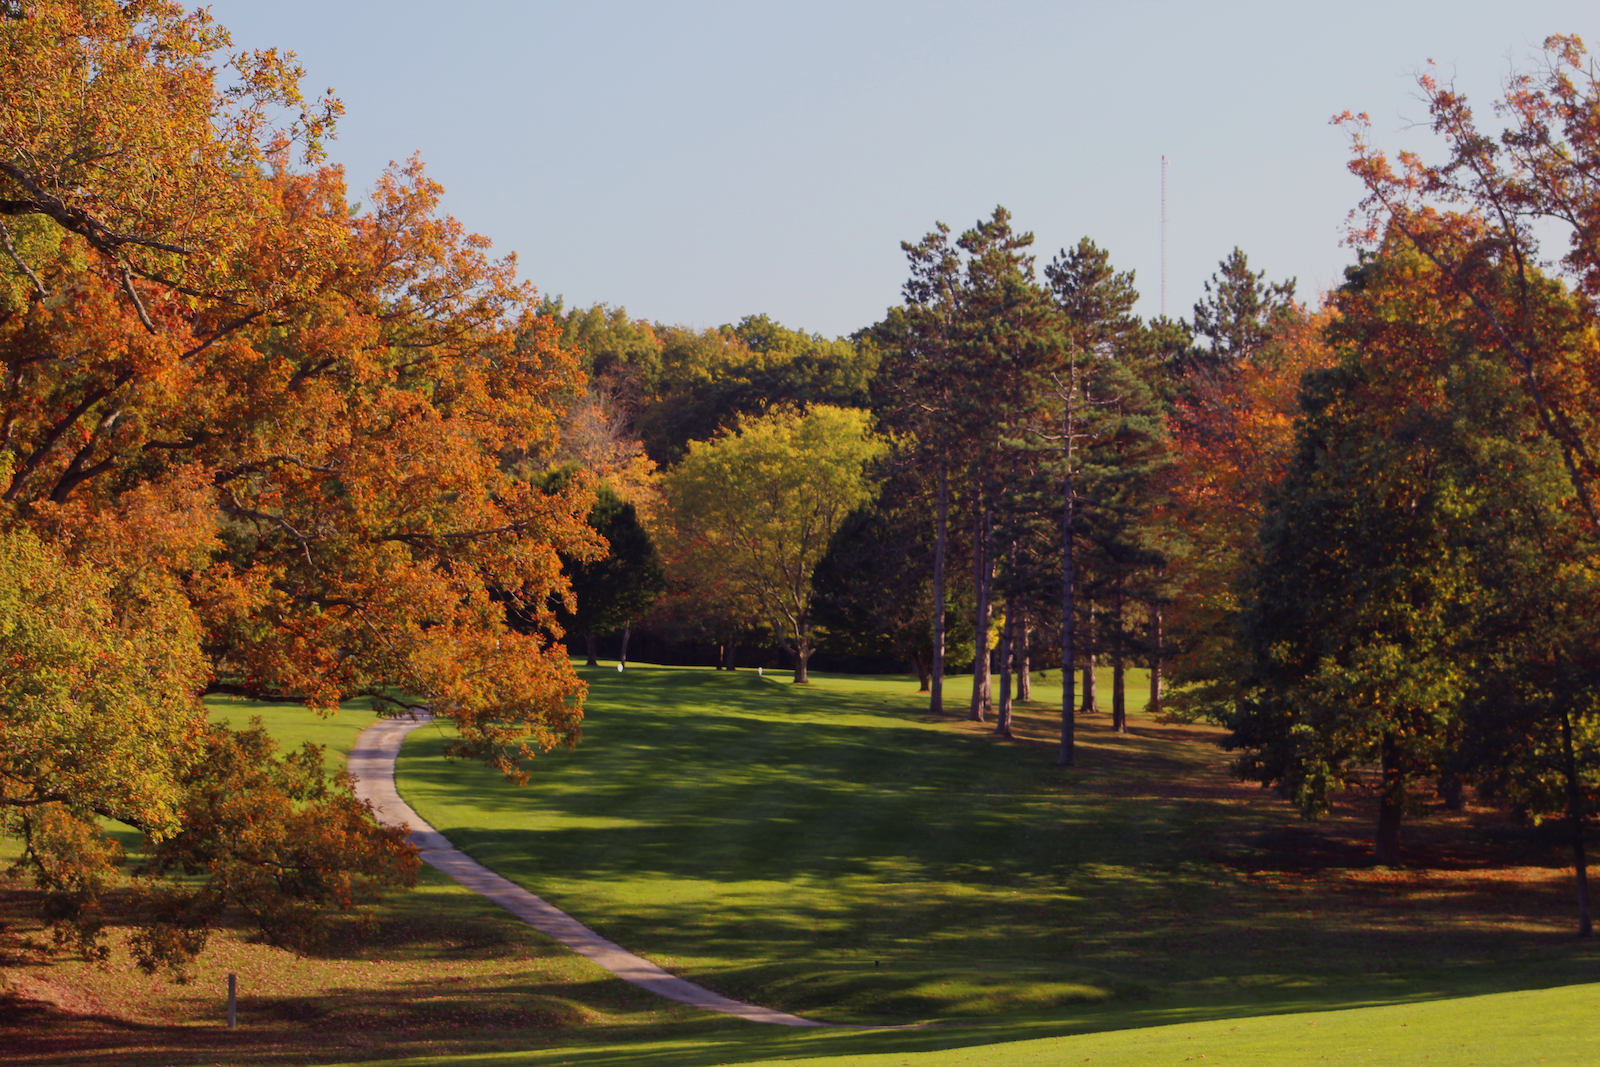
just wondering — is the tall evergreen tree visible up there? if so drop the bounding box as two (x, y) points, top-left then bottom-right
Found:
(1190, 248), (1297, 370)
(872, 225), (966, 714)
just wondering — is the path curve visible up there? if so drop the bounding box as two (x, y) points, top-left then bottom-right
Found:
(348, 714), (825, 1027)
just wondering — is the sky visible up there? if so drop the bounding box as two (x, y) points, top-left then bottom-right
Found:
(205, 1), (1596, 339)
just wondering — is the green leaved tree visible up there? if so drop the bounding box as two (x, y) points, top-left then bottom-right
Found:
(565, 484), (666, 666)
(661, 405), (886, 683)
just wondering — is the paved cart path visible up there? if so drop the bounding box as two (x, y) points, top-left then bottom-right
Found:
(348, 714), (826, 1027)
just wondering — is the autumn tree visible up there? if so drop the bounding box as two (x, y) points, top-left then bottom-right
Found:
(530, 298), (662, 513)
(1339, 33), (1600, 541)
(0, 0), (596, 962)
(1160, 308), (1334, 723)
(1322, 35), (1600, 926)
(661, 405), (885, 683)
(134, 717), (420, 967)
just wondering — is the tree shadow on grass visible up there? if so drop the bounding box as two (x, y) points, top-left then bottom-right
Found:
(389, 667), (1600, 1029)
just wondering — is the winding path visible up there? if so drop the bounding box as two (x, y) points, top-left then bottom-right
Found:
(347, 714), (825, 1027)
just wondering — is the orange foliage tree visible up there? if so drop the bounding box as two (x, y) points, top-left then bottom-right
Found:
(1336, 34), (1600, 535)
(1160, 306), (1335, 717)
(1, 0), (600, 962)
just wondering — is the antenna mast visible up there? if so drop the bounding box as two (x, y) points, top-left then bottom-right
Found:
(1160, 155), (1167, 318)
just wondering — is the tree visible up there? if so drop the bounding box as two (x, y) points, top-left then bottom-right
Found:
(1334, 42), (1600, 925)
(952, 209), (1062, 730)
(1041, 238), (1173, 750)
(812, 472), (938, 688)
(1227, 359), (1477, 866)
(531, 298), (664, 515)
(637, 316), (876, 465)
(1160, 305), (1334, 723)
(536, 297), (665, 421)
(1339, 34), (1600, 539)
(134, 717), (420, 968)
(0, 0), (597, 965)
(871, 225), (966, 714)
(541, 479), (666, 666)
(0, 0), (341, 323)
(1189, 248), (1298, 370)
(661, 405), (885, 683)
(1, 1), (600, 769)
(1044, 238), (1140, 738)
(1224, 241), (1596, 878)
(0, 517), (421, 971)
(0, 520), (204, 840)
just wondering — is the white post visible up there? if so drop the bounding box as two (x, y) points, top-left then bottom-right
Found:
(227, 972), (237, 1029)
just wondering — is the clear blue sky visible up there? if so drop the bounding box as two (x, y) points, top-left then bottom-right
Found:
(207, 1), (1593, 338)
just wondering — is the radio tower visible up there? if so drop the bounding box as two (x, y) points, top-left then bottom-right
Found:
(1160, 155), (1167, 318)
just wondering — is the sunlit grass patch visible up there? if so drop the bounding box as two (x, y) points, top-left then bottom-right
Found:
(394, 663), (1600, 1032)
(6, 666), (1598, 1066)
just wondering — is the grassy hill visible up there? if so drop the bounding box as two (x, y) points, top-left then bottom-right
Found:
(4, 667), (1596, 1066)
(397, 664), (1599, 1028)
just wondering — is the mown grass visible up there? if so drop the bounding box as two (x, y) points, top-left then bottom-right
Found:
(396, 664), (1600, 1034)
(324, 979), (1600, 1066)
(4, 668), (1596, 1066)
(1, 696), (707, 1066)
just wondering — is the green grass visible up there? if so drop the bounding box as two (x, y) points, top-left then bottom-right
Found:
(9, 668), (1594, 1066)
(394, 663), (1599, 1041)
(205, 691), (382, 760)
(85, 694), (384, 856)
(326, 980), (1600, 1066)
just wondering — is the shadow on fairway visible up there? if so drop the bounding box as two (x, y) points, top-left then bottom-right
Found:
(393, 665), (1600, 1028)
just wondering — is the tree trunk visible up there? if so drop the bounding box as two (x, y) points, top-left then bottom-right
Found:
(1375, 733), (1404, 866)
(1146, 603), (1162, 716)
(619, 624), (631, 669)
(1057, 374), (1077, 768)
(1438, 774), (1464, 811)
(995, 601), (1014, 738)
(1562, 705), (1593, 937)
(1018, 614), (1031, 702)
(931, 462), (948, 714)
(725, 631), (738, 671)
(914, 648), (931, 692)
(1111, 576), (1127, 734)
(1080, 596), (1097, 714)
(970, 504), (992, 722)
(585, 633), (598, 667)
(794, 642), (810, 684)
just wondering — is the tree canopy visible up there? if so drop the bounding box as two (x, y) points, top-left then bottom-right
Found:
(660, 405), (885, 683)
(0, 0), (597, 967)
